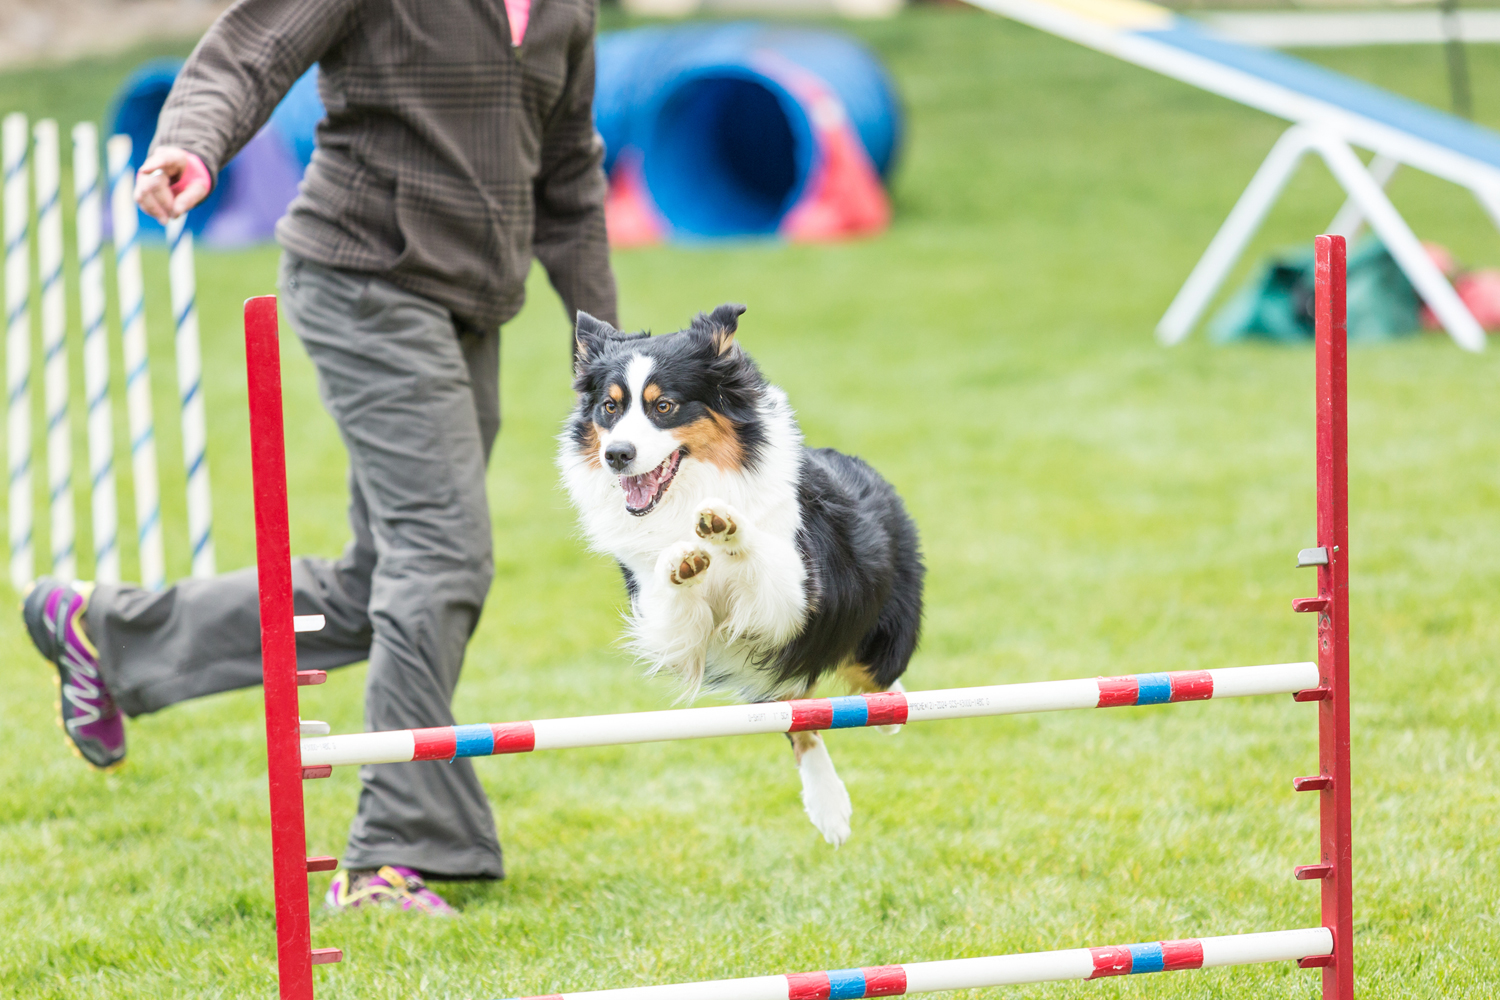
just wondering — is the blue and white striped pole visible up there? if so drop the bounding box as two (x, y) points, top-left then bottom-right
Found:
(165, 216), (213, 577)
(4, 113), (32, 589)
(34, 120), (74, 581)
(106, 135), (164, 590)
(72, 123), (118, 583)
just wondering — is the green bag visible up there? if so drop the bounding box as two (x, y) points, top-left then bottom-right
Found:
(1210, 238), (1420, 344)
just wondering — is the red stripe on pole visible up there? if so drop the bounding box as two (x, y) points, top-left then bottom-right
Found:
(411, 727), (458, 761)
(786, 971), (832, 999)
(1095, 677), (1139, 708)
(861, 965), (908, 996)
(862, 693), (909, 727)
(245, 296), (315, 1000)
(1160, 939), (1204, 971)
(788, 699), (833, 732)
(491, 721), (536, 754)
(1168, 671), (1214, 702)
(1087, 945), (1133, 978)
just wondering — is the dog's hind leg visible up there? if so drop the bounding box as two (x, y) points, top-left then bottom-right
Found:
(694, 498), (807, 646)
(789, 729), (853, 846)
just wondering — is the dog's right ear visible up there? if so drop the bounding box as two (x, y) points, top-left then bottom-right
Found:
(574, 312), (617, 371)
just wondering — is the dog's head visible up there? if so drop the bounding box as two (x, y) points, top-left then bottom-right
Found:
(565, 304), (766, 516)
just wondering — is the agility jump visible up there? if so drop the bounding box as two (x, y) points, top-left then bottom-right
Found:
(245, 236), (1354, 999)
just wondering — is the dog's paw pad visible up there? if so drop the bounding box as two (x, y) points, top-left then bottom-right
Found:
(667, 545), (711, 586)
(694, 500), (740, 547)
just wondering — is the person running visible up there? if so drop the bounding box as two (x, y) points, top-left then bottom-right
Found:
(23, 0), (616, 916)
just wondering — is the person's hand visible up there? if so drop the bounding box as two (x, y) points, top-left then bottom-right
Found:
(134, 147), (212, 223)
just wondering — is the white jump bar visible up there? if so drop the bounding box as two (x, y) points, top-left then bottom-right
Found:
(301, 662), (1320, 768)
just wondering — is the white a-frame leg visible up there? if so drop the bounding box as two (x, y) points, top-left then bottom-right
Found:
(1157, 124), (1487, 353)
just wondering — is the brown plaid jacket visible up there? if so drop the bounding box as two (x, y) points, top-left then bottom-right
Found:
(155, 0), (617, 330)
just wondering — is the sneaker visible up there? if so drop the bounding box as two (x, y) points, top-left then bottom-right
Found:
(23, 577), (125, 770)
(324, 865), (454, 916)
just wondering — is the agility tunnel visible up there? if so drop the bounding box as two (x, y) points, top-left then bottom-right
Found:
(106, 25), (901, 247)
(595, 24), (902, 243)
(241, 235), (1354, 999)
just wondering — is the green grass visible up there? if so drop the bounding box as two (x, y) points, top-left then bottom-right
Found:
(3, 10), (1499, 999)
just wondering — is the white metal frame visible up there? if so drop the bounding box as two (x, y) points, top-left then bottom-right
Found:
(1157, 124), (1488, 351)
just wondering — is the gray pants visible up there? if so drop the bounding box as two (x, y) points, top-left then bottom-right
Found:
(89, 254), (504, 879)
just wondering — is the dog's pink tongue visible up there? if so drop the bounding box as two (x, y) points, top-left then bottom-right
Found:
(622, 469), (655, 509)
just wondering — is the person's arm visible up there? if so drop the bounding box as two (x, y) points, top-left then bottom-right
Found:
(533, 8), (619, 329)
(135, 0), (360, 221)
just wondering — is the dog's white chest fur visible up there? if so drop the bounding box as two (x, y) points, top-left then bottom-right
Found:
(560, 384), (811, 702)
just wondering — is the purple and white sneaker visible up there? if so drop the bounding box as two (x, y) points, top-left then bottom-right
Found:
(23, 577), (125, 770)
(325, 866), (455, 916)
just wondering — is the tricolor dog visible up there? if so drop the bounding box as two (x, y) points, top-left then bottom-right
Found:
(558, 304), (924, 845)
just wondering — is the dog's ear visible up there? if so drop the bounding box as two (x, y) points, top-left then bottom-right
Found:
(690, 303), (746, 356)
(574, 312), (619, 371)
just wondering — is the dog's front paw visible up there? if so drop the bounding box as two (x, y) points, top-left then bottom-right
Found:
(797, 741), (853, 847)
(662, 541), (712, 587)
(694, 499), (742, 551)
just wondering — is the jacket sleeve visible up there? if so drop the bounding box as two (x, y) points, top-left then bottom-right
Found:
(151, 0), (361, 183)
(532, 6), (619, 329)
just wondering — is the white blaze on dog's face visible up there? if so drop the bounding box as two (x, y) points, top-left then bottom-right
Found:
(564, 305), (763, 517)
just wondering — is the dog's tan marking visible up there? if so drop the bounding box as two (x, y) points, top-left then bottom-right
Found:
(577, 423), (603, 469)
(607, 384), (624, 403)
(836, 662), (886, 694)
(673, 411), (743, 470)
(643, 383), (662, 404)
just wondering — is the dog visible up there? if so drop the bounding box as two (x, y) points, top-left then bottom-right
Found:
(558, 304), (924, 846)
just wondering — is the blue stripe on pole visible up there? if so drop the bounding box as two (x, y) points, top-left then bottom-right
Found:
(192, 530), (212, 558)
(4, 153), (26, 183)
(5, 225), (27, 257)
(92, 461), (112, 488)
(186, 451), (205, 480)
(83, 315), (104, 339)
(95, 534), (115, 560)
(49, 477), (71, 502)
(827, 968), (866, 999)
(137, 506), (159, 538)
(131, 427), (153, 453)
(6, 302), (27, 330)
(454, 724), (496, 758)
(181, 379), (200, 407)
(88, 386), (109, 412)
(9, 455), (30, 482)
(78, 244), (101, 269)
(10, 527), (30, 549)
(126, 357), (148, 387)
(120, 300), (143, 332)
(47, 405), (67, 431)
(9, 373), (29, 405)
(45, 335), (66, 363)
(1135, 673), (1173, 706)
(36, 191), (58, 220)
(40, 267), (62, 295)
(77, 178), (98, 202)
(1126, 942), (1165, 974)
(175, 295), (195, 328)
(828, 696), (869, 729)
(52, 539), (74, 562)
(115, 231), (138, 260)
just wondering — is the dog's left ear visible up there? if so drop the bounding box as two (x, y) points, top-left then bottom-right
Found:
(691, 303), (746, 356)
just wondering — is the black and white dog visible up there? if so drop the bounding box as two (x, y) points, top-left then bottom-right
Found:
(558, 304), (924, 845)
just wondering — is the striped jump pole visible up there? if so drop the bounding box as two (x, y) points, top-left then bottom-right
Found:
(106, 135), (164, 590)
(34, 119), (74, 580)
(497, 928), (1334, 1000)
(166, 215), (214, 577)
(299, 662), (1320, 769)
(4, 112), (31, 589)
(72, 123), (119, 583)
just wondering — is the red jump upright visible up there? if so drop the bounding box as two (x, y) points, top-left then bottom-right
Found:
(245, 296), (338, 1000)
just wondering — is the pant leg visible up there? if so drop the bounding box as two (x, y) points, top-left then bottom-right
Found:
(282, 256), (504, 880)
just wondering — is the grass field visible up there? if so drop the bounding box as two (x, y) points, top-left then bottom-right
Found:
(3, 10), (1499, 999)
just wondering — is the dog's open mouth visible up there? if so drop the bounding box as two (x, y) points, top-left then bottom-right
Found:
(621, 449), (682, 516)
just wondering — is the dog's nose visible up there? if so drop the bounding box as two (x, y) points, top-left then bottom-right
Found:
(604, 441), (636, 473)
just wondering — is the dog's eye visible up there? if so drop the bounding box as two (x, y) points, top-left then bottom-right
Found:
(655, 400), (673, 414)
(603, 399), (617, 414)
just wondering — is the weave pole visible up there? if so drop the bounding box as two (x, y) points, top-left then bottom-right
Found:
(72, 123), (118, 582)
(300, 662), (1321, 768)
(34, 120), (74, 580)
(498, 928), (1333, 1000)
(4, 112), (31, 588)
(1312, 234), (1354, 1000)
(166, 216), (214, 577)
(106, 135), (164, 590)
